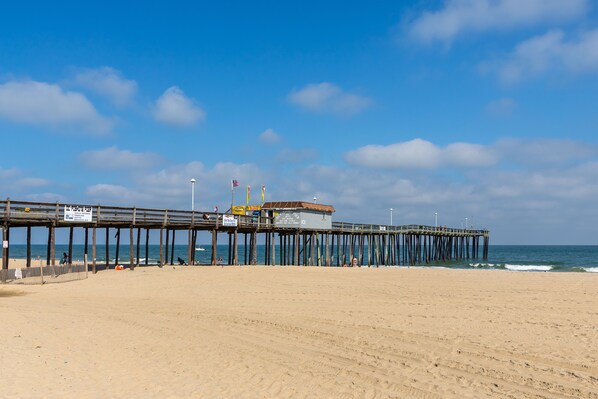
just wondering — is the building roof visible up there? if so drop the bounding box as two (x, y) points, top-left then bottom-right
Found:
(262, 201), (335, 213)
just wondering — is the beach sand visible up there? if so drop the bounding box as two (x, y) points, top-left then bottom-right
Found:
(1, 266), (596, 398)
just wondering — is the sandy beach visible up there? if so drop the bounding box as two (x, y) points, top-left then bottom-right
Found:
(1, 266), (596, 398)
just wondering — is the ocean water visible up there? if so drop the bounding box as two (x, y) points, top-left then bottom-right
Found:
(4, 245), (598, 273)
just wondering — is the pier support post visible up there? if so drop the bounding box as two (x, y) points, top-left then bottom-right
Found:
(211, 230), (217, 265)
(84, 227), (89, 268)
(251, 230), (257, 265)
(159, 228), (164, 267)
(105, 227), (110, 269)
(192, 229), (198, 265)
(145, 228), (150, 265)
(165, 229), (169, 266)
(234, 229), (239, 265)
(170, 229), (176, 265)
(92, 226), (97, 274)
(129, 227), (135, 270)
(115, 228), (121, 267)
(26, 226), (31, 268)
(136, 227), (141, 266)
(68, 226), (74, 265)
(1, 226), (8, 270)
(50, 224), (55, 266)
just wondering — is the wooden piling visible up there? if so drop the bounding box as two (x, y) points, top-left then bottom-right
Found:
(92, 226), (97, 274)
(129, 227), (134, 270)
(211, 230), (217, 265)
(145, 228), (150, 265)
(170, 229), (175, 265)
(68, 226), (74, 265)
(26, 226), (31, 267)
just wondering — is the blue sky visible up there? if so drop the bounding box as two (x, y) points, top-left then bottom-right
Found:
(1, 0), (598, 244)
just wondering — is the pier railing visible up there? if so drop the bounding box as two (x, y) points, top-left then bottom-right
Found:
(331, 222), (489, 236)
(0, 199), (271, 230)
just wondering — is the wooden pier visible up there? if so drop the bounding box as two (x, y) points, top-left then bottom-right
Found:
(1, 199), (489, 272)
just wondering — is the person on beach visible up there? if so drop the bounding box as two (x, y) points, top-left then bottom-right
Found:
(177, 257), (187, 265)
(60, 252), (69, 265)
(351, 257), (358, 267)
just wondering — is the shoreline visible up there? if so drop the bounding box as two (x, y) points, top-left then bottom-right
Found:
(2, 257), (598, 273)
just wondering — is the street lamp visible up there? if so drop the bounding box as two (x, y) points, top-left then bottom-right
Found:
(465, 217), (468, 230)
(435, 212), (438, 228)
(313, 196), (317, 203)
(190, 178), (196, 211)
(390, 208), (393, 226)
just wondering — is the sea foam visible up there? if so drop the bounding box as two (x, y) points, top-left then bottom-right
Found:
(469, 263), (495, 268)
(583, 267), (598, 273)
(505, 264), (553, 272)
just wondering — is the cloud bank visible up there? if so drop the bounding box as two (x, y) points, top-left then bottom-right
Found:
(407, 0), (588, 44)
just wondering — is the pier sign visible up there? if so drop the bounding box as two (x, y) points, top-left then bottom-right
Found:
(222, 215), (238, 227)
(64, 205), (93, 222)
(232, 206), (245, 215)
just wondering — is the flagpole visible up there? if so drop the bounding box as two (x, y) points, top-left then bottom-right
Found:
(231, 180), (234, 212)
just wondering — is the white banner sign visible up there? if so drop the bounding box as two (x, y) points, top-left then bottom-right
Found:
(2, 240), (8, 249)
(222, 215), (238, 227)
(64, 205), (93, 222)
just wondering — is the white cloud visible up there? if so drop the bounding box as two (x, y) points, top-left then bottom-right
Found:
(258, 128), (281, 144)
(486, 98), (517, 116)
(80, 146), (163, 170)
(154, 86), (205, 126)
(407, 0), (588, 44)
(494, 29), (598, 84)
(345, 139), (497, 169)
(73, 67), (138, 106)
(288, 82), (372, 116)
(0, 80), (112, 133)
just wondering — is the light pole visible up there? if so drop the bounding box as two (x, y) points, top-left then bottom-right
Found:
(435, 212), (438, 228)
(390, 208), (393, 226)
(190, 178), (196, 211)
(313, 196), (317, 203)
(465, 217), (468, 230)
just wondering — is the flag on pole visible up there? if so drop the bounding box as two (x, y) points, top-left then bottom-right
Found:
(232, 179), (239, 188)
(261, 184), (265, 204)
(246, 185), (251, 205)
